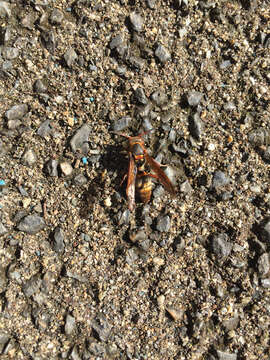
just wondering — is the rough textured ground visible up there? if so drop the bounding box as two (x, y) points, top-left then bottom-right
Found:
(0, 0), (270, 359)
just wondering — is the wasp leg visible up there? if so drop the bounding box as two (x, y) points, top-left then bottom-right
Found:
(120, 173), (127, 186)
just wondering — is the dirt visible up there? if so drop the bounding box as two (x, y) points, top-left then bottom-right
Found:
(0, 0), (270, 359)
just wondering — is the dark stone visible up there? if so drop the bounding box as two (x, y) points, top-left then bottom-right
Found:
(50, 9), (64, 25)
(53, 227), (65, 253)
(45, 159), (59, 177)
(92, 313), (112, 342)
(5, 104), (28, 120)
(257, 253), (270, 275)
(156, 215), (171, 232)
(129, 12), (144, 32)
(37, 120), (53, 138)
(155, 44), (171, 63)
(64, 48), (78, 67)
(211, 171), (230, 189)
(134, 87), (148, 105)
(41, 30), (57, 54)
(17, 215), (46, 234)
(33, 79), (47, 93)
(2, 46), (19, 60)
(211, 233), (232, 258)
(189, 112), (204, 140)
(151, 89), (168, 106)
(70, 124), (91, 155)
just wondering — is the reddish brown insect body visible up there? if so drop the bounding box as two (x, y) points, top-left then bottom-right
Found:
(135, 172), (154, 204)
(115, 132), (175, 211)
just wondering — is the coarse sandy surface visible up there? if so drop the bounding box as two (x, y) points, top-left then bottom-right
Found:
(0, 0), (270, 359)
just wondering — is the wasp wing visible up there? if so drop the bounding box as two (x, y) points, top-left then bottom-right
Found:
(126, 153), (137, 211)
(144, 152), (175, 195)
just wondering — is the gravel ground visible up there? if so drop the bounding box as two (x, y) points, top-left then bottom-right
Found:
(1, 0), (270, 359)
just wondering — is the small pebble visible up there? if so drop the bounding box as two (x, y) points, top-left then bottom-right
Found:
(151, 89), (168, 106)
(18, 186), (28, 197)
(17, 214), (46, 234)
(64, 48), (78, 67)
(257, 253), (270, 276)
(45, 159), (59, 177)
(129, 12), (144, 32)
(33, 79), (47, 93)
(5, 104), (28, 120)
(129, 229), (147, 244)
(0, 221), (8, 235)
(155, 44), (171, 63)
(216, 350), (237, 360)
(22, 198), (31, 208)
(0, 1), (11, 17)
(166, 307), (183, 321)
(134, 87), (148, 105)
(50, 8), (64, 25)
(109, 34), (125, 50)
(212, 233), (232, 258)
(104, 197), (112, 207)
(179, 180), (193, 193)
(70, 124), (91, 154)
(126, 247), (139, 265)
(53, 227), (65, 253)
(261, 278), (270, 288)
(146, 0), (156, 9)
(223, 316), (239, 331)
(118, 209), (130, 225)
(211, 170), (230, 189)
(21, 149), (37, 167)
(91, 313), (112, 342)
(73, 174), (87, 185)
(248, 128), (269, 147)
(65, 314), (77, 336)
(37, 120), (53, 138)
(2, 47), (19, 60)
(142, 117), (153, 132)
(220, 60), (232, 69)
(224, 102), (236, 112)
(189, 112), (204, 140)
(128, 56), (145, 70)
(60, 162), (73, 176)
(207, 143), (216, 151)
(156, 215), (171, 232)
(153, 257), (165, 266)
(186, 91), (203, 107)
(153, 185), (165, 199)
(21, 13), (36, 29)
(157, 294), (165, 308)
(7, 119), (21, 129)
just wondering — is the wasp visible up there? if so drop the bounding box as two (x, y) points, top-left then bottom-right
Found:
(115, 132), (175, 211)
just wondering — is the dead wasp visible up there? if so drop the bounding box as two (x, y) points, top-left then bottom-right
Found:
(114, 132), (175, 211)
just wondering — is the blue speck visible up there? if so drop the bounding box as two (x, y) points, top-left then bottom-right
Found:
(89, 97), (94, 102)
(82, 157), (88, 164)
(73, 117), (78, 123)
(0, 180), (6, 186)
(66, 7), (72, 12)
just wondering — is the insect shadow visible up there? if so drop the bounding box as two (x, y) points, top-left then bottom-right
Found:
(78, 141), (128, 219)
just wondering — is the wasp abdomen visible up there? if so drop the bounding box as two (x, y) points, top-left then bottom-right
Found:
(136, 175), (153, 203)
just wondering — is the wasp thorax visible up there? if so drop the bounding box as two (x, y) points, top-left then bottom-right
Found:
(131, 143), (144, 156)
